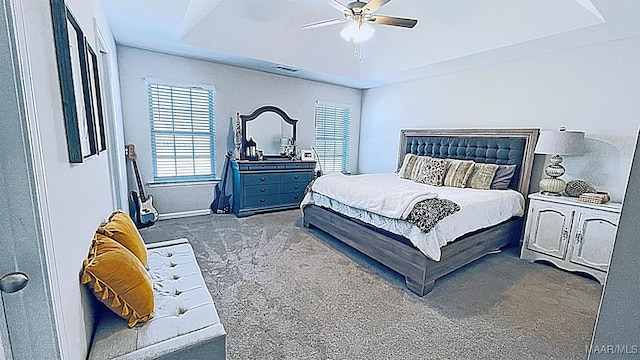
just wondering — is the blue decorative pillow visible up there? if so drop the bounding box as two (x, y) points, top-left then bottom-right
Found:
(490, 164), (517, 190)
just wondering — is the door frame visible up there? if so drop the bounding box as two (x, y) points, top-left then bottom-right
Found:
(0, 0), (64, 358)
(94, 20), (127, 211)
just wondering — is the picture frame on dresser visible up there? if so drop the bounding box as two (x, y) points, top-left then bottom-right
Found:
(300, 150), (314, 161)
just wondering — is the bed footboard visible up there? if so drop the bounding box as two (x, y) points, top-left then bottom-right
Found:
(303, 204), (523, 296)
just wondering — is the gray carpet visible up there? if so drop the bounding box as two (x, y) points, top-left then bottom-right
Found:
(140, 210), (601, 360)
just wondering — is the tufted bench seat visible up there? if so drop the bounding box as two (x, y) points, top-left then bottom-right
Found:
(88, 238), (226, 360)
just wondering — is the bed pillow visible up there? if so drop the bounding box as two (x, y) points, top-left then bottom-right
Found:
(96, 210), (147, 266)
(414, 157), (449, 186)
(398, 153), (418, 179)
(490, 164), (517, 190)
(443, 160), (475, 188)
(469, 163), (499, 190)
(399, 154), (428, 181)
(81, 233), (154, 328)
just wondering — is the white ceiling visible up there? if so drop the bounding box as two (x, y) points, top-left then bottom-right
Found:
(100, 0), (640, 89)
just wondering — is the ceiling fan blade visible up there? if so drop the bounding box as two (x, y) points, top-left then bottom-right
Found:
(362, 0), (391, 14)
(302, 18), (348, 29)
(369, 15), (418, 28)
(329, 0), (350, 13)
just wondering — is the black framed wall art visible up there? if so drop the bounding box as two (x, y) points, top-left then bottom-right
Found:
(50, 0), (106, 163)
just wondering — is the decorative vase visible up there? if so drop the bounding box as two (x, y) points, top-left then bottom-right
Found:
(565, 180), (595, 197)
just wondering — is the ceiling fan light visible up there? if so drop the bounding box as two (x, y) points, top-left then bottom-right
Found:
(355, 21), (374, 42)
(340, 21), (358, 41)
(340, 21), (374, 43)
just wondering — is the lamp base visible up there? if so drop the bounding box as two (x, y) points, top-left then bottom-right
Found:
(540, 190), (563, 197)
(539, 154), (567, 196)
(539, 177), (566, 196)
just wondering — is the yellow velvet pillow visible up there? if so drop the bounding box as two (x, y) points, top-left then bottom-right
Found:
(96, 210), (147, 266)
(81, 233), (154, 328)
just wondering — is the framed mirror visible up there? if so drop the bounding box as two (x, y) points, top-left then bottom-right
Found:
(241, 106), (297, 159)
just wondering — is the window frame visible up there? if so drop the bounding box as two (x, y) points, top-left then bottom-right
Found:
(314, 101), (351, 174)
(146, 78), (216, 183)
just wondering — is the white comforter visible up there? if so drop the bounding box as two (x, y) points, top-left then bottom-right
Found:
(311, 173), (437, 219)
(301, 173), (525, 261)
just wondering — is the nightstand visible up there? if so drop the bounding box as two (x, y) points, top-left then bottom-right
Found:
(520, 192), (622, 284)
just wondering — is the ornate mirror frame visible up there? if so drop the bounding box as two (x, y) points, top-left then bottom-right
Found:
(240, 105), (298, 158)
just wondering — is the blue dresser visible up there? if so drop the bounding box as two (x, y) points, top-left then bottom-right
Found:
(231, 160), (316, 217)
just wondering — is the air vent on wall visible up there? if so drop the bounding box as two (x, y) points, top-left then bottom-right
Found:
(276, 65), (298, 73)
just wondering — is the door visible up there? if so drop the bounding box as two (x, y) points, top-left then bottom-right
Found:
(0, 0), (61, 358)
(525, 201), (574, 259)
(569, 211), (619, 271)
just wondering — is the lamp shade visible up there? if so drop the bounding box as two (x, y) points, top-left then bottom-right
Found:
(535, 128), (585, 155)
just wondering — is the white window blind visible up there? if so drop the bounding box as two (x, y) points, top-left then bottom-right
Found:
(148, 83), (215, 182)
(315, 102), (351, 173)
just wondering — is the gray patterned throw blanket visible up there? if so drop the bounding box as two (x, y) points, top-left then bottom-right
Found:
(405, 198), (460, 234)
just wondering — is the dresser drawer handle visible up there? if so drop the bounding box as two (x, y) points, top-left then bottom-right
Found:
(293, 195), (299, 200)
(293, 185), (300, 190)
(293, 175), (300, 180)
(259, 199), (266, 203)
(260, 188), (267, 193)
(259, 177), (266, 182)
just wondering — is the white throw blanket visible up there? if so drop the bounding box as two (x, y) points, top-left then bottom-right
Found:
(311, 173), (437, 219)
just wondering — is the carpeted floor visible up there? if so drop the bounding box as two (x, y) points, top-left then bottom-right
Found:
(140, 210), (602, 360)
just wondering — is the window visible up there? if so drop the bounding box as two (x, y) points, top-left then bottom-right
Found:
(314, 101), (351, 173)
(148, 82), (215, 182)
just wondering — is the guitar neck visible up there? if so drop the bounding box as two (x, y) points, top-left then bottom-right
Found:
(220, 156), (229, 188)
(132, 160), (147, 201)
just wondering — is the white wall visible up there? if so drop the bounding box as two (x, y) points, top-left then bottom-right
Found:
(20, 0), (122, 358)
(359, 36), (640, 202)
(117, 46), (362, 215)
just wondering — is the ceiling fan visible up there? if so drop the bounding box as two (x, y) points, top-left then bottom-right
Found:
(302, 0), (418, 43)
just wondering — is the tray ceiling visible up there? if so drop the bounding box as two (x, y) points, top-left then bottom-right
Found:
(100, 0), (640, 89)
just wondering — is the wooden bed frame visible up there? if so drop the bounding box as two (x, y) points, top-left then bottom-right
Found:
(303, 129), (539, 296)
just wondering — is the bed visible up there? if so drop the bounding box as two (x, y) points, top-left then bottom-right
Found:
(302, 128), (539, 296)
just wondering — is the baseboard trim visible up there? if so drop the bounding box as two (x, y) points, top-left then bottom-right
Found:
(158, 209), (211, 220)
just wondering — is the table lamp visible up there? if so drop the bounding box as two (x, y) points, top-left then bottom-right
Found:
(535, 127), (585, 196)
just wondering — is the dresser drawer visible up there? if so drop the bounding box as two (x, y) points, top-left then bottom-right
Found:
(281, 182), (305, 194)
(281, 192), (304, 205)
(242, 163), (279, 171)
(277, 162), (315, 170)
(244, 184), (279, 197)
(244, 194), (280, 208)
(243, 173), (280, 185)
(281, 172), (312, 184)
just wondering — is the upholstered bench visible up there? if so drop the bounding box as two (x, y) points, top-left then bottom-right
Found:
(87, 238), (226, 360)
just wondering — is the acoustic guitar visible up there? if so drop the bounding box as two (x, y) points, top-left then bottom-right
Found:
(126, 144), (159, 227)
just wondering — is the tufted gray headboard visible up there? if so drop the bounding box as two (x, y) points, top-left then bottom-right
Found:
(398, 129), (540, 196)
